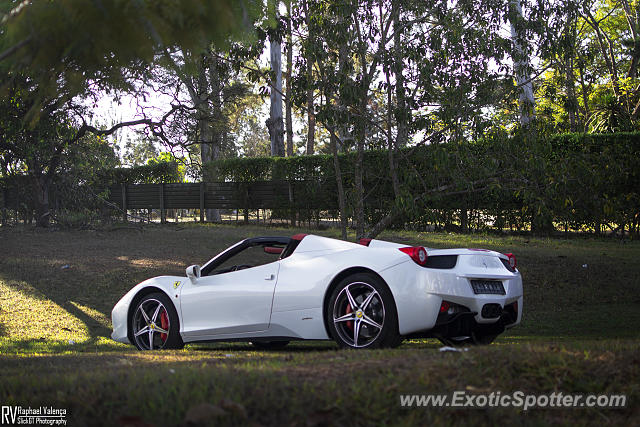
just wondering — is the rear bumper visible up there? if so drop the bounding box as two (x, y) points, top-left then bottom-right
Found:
(380, 254), (523, 336)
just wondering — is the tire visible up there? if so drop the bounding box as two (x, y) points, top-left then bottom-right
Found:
(130, 292), (184, 350)
(250, 341), (290, 350)
(326, 272), (401, 349)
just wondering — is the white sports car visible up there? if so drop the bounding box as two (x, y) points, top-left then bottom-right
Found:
(111, 234), (522, 350)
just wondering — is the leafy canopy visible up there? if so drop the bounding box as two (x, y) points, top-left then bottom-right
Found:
(0, 0), (262, 102)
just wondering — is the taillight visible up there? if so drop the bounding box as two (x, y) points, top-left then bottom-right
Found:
(504, 253), (517, 269)
(399, 246), (428, 266)
(439, 301), (450, 313)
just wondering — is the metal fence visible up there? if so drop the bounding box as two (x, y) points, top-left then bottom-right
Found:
(0, 180), (340, 225)
(107, 181), (334, 222)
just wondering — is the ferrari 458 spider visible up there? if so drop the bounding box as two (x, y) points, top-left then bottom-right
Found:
(111, 234), (522, 350)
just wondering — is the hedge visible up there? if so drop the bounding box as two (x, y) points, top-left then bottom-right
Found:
(203, 132), (640, 233)
(97, 161), (183, 185)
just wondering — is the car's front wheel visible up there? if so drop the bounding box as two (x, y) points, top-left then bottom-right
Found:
(326, 273), (401, 349)
(131, 292), (183, 350)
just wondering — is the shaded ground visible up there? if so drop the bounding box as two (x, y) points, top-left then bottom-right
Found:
(0, 224), (638, 425)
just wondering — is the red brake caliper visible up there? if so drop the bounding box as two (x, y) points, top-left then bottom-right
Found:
(345, 303), (353, 331)
(160, 310), (169, 342)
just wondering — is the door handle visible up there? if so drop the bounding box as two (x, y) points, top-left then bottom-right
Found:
(264, 274), (275, 281)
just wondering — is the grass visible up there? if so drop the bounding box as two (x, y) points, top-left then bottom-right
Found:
(0, 223), (639, 425)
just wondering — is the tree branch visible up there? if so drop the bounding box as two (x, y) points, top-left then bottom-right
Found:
(0, 37), (31, 62)
(364, 177), (501, 239)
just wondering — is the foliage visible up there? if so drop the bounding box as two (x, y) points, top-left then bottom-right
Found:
(100, 160), (184, 185)
(203, 133), (640, 234)
(54, 208), (99, 229)
(121, 136), (159, 167)
(0, 0), (262, 109)
(0, 72), (81, 226)
(531, 0), (640, 134)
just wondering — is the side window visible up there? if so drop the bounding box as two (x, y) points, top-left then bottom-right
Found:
(212, 245), (283, 275)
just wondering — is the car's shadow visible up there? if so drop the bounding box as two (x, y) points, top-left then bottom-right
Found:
(185, 338), (448, 353)
(186, 341), (340, 353)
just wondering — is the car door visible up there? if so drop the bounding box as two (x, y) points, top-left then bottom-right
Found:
(179, 261), (280, 338)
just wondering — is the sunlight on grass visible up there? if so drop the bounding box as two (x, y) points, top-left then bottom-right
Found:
(0, 336), (130, 355)
(69, 301), (111, 329)
(0, 279), (91, 344)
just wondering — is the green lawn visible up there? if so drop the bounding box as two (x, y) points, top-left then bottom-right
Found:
(0, 224), (638, 425)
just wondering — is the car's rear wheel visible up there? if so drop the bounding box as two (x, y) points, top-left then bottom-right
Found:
(131, 292), (183, 350)
(251, 341), (290, 350)
(326, 273), (401, 349)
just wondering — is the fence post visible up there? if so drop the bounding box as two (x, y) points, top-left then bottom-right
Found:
(244, 184), (249, 223)
(200, 182), (205, 223)
(1, 188), (5, 227)
(160, 183), (166, 224)
(121, 183), (127, 223)
(461, 206), (468, 232)
(288, 181), (296, 227)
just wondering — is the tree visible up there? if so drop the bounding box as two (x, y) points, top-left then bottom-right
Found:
(509, 0), (537, 127)
(392, 0), (409, 148)
(531, 1), (582, 131)
(267, 5), (285, 157)
(0, 0), (261, 111)
(0, 73), (113, 226)
(0, 0), (267, 227)
(531, 0), (640, 133)
(288, 0), (519, 238)
(285, 0), (295, 157)
(160, 49), (229, 222)
(301, 0), (316, 155)
(122, 136), (159, 166)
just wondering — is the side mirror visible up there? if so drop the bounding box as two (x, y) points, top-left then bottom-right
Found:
(186, 265), (201, 282)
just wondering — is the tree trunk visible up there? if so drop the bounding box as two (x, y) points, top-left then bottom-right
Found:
(337, 31), (351, 152)
(302, 0), (315, 155)
(383, 0), (400, 197)
(354, 107), (366, 239)
(205, 55), (222, 222)
(285, 0), (294, 157)
(170, 51), (222, 223)
(509, 0), (536, 126)
(565, 52), (579, 131)
(353, 3), (372, 239)
(392, 0), (408, 147)
(354, 74), (369, 239)
(330, 133), (348, 239)
(577, 54), (590, 122)
(32, 174), (50, 227)
(268, 22), (285, 157)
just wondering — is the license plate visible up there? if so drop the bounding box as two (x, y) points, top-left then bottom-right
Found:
(470, 280), (505, 295)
